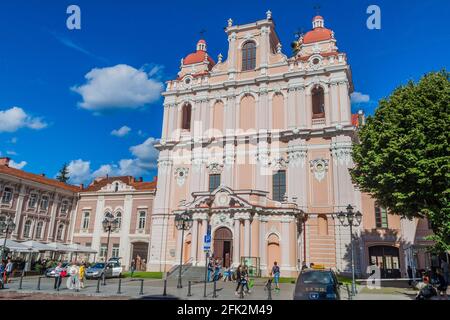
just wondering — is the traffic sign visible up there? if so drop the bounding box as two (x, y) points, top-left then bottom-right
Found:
(203, 234), (211, 252)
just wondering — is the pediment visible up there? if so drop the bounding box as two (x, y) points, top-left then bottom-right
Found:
(100, 180), (135, 192)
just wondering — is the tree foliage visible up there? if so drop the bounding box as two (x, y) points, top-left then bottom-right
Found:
(56, 163), (70, 183)
(350, 71), (450, 250)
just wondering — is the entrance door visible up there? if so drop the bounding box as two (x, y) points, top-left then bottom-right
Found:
(213, 227), (233, 268)
(368, 246), (401, 278)
(131, 242), (149, 271)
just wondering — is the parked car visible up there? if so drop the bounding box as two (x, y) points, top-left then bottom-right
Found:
(85, 261), (123, 280)
(45, 262), (70, 278)
(293, 268), (342, 300)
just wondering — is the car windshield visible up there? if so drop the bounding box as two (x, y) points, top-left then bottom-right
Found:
(92, 263), (105, 269)
(301, 271), (334, 285)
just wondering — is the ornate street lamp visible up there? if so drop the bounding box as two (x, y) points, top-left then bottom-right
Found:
(101, 212), (119, 284)
(175, 210), (193, 289)
(337, 204), (362, 297)
(0, 216), (16, 261)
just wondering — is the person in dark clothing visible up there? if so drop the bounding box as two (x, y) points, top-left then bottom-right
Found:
(301, 261), (308, 270)
(436, 269), (448, 300)
(407, 266), (413, 286)
(234, 265), (242, 296)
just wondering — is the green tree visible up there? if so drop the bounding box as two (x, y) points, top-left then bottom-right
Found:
(56, 163), (70, 183)
(350, 70), (450, 252)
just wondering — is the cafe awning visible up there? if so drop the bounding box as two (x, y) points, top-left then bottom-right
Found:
(0, 238), (39, 253)
(65, 243), (97, 253)
(20, 240), (55, 252)
(45, 242), (76, 252)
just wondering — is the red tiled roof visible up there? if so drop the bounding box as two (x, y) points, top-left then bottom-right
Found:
(313, 15), (324, 21)
(303, 27), (333, 44)
(184, 51), (216, 68)
(352, 114), (359, 127)
(82, 176), (157, 192)
(0, 164), (81, 192)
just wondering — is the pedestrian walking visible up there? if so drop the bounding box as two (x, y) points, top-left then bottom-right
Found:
(67, 264), (80, 291)
(53, 262), (64, 290)
(241, 266), (251, 294)
(5, 259), (14, 284)
(271, 261), (281, 291)
(407, 265), (413, 286)
(436, 269), (448, 300)
(130, 259), (136, 277)
(79, 262), (85, 289)
(0, 261), (5, 289)
(213, 259), (221, 281)
(441, 259), (449, 285)
(234, 265), (242, 296)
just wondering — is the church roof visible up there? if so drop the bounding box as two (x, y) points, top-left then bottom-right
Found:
(303, 27), (333, 44)
(183, 39), (216, 69)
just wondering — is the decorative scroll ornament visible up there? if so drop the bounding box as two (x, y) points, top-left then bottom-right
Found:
(157, 159), (172, 174)
(207, 162), (224, 175)
(211, 212), (233, 229)
(331, 142), (353, 166)
(310, 158), (329, 182)
(287, 144), (307, 168)
(270, 157), (288, 170)
(174, 167), (189, 187)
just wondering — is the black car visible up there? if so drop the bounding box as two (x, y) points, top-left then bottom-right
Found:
(293, 269), (342, 300)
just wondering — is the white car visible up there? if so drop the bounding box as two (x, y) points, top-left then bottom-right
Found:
(85, 261), (123, 279)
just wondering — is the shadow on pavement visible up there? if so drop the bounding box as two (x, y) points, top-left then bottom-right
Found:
(133, 294), (180, 300)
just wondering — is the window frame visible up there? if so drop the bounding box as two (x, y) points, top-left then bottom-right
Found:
(311, 86), (325, 119)
(82, 211), (90, 230)
(28, 193), (38, 209)
(56, 224), (64, 240)
(138, 211), (146, 230)
(209, 174), (221, 192)
(181, 103), (192, 131)
(40, 195), (49, 211)
(1, 187), (13, 204)
(60, 200), (69, 214)
(272, 170), (287, 202)
(23, 220), (32, 238)
(35, 221), (43, 239)
(242, 41), (257, 71)
(375, 205), (389, 228)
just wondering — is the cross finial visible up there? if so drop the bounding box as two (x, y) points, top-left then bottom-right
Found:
(199, 29), (207, 38)
(266, 10), (272, 20)
(313, 4), (321, 15)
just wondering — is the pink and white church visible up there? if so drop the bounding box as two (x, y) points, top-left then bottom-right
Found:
(147, 12), (434, 277)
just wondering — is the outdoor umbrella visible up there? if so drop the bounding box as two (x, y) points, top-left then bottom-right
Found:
(0, 238), (39, 253)
(45, 242), (76, 252)
(65, 243), (97, 253)
(20, 240), (55, 252)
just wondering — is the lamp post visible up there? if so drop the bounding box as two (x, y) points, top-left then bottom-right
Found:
(203, 197), (214, 298)
(0, 216), (16, 261)
(175, 211), (193, 289)
(337, 204), (362, 297)
(101, 212), (119, 284)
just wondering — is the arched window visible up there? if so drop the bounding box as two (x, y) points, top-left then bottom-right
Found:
(116, 212), (122, 229)
(82, 212), (90, 230)
(312, 86), (325, 119)
(23, 220), (32, 238)
(318, 214), (328, 236)
(115, 183), (119, 192)
(56, 224), (64, 240)
(242, 41), (256, 71)
(181, 103), (192, 130)
(35, 222), (43, 239)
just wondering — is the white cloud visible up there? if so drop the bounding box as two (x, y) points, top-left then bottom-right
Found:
(111, 125), (131, 137)
(9, 137), (18, 144)
(130, 137), (159, 161)
(351, 92), (370, 104)
(67, 137), (159, 184)
(67, 159), (92, 184)
(0, 107), (48, 133)
(71, 64), (164, 111)
(9, 160), (27, 170)
(6, 151), (17, 156)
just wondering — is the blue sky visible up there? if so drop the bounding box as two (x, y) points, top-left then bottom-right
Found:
(0, 0), (449, 185)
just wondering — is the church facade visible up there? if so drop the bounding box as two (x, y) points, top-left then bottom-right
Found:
(146, 12), (433, 277)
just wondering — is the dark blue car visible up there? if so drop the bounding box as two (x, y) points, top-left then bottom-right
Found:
(293, 269), (342, 300)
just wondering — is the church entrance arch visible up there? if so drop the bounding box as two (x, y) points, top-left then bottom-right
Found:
(213, 227), (233, 268)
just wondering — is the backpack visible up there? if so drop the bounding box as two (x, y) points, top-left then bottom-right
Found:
(60, 270), (67, 277)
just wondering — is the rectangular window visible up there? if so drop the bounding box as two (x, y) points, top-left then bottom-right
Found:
(1, 187), (13, 204)
(272, 170), (286, 202)
(85, 242), (91, 248)
(138, 211), (146, 230)
(40, 196), (49, 210)
(60, 201), (68, 213)
(112, 244), (120, 258)
(28, 194), (37, 208)
(100, 244), (107, 258)
(209, 174), (221, 192)
(375, 206), (388, 228)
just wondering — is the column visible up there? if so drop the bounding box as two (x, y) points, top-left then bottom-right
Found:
(161, 104), (169, 140)
(287, 88), (296, 128)
(233, 218), (240, 266)
(191, 219), (199, 264)
(330, 83), (340, 124)
(120, 195), (133, 270)
(244, 218), (251, 257)
(198, 218), (208, 265)
(324, 87), (331, 126)
(48, 196), (59, 241)
(298, 87), (307, 128)
(338, 81), (350, 124)
(259, 217), (268, 274)
(91, 196), (105, 255)
(12, 184), (26, 238)
(280, 217), (291, 273)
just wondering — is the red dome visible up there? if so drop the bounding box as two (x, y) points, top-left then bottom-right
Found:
(183, 51), (215, 66)
(197, 39), (206, 44)
(312, 15), (323, 21)
(303, 27), (333, 44)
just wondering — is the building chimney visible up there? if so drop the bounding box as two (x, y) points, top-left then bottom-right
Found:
(80, 183), (84, 189)
(41, 173), (46, 177)
(0, 157), (10, 167)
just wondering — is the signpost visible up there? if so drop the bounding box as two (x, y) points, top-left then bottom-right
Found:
(203, 226), (212, 297)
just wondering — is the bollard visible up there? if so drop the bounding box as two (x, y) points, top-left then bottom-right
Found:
(139, 279), (144, 295)
(187, 281), (192, 297)
(96, 277), (101, 293)
(267, 281), (272, 300)
(19, 270), (25, 290)
(212, 280), (218, 298)
(346, 284), (352, 300)
(117, 278), (122, 294)
(36, 277), (42, 290)
(102, 273), (106, 286)
(163, 279), (167, 296)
